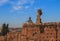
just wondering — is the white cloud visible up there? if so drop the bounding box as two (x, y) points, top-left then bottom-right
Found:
(0, 0), (35, 12)
(0, 0), (36, 12)
(10, 0), (35, 11)
(13, 6), (21, 10)
(0, 0), (8, 5)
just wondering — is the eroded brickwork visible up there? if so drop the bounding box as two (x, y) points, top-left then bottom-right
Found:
(0, 9), (60, 41)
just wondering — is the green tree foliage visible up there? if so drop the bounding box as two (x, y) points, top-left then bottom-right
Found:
(6, 24), (9, 33)
(1, 23), (9, 36)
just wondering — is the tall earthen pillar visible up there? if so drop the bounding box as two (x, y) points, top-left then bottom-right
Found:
(36, 9), (42, 24)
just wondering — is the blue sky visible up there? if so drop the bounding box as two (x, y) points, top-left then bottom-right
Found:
(0, 0), (60, 27)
